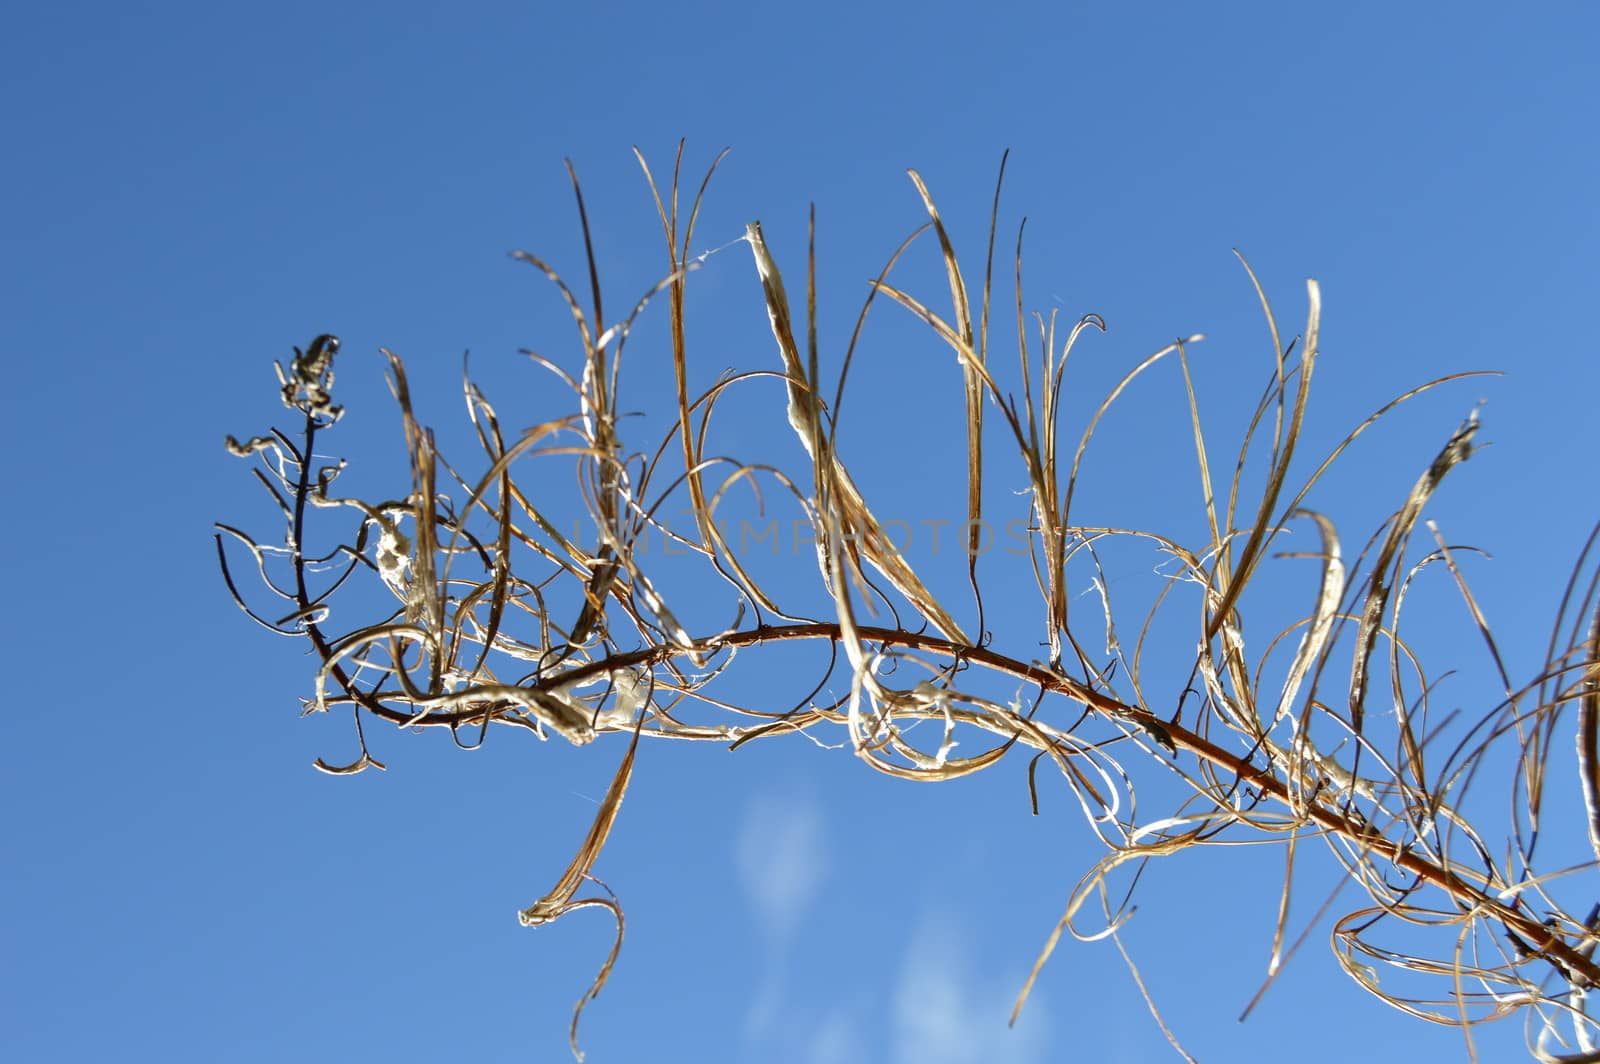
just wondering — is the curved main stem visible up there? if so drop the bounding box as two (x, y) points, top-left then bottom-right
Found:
(336, 618), (1600, 988)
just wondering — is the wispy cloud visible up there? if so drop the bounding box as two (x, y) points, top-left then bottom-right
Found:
(891, 910), (1051, 1064)
(735, 790), (828, 1040)
(807, 1010), (868, 1064)
(735, 790), (827, 944)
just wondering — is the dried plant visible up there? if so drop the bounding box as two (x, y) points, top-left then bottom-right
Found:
(217, 145), (1600, 1062)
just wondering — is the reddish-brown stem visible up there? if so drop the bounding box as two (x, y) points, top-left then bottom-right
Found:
(332, 618), (1600, 987)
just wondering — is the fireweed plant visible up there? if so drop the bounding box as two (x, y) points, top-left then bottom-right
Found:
(218, 146), (1600, 1062)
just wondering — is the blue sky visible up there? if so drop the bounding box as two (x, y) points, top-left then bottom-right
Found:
(4, 3), (1597, 1062)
